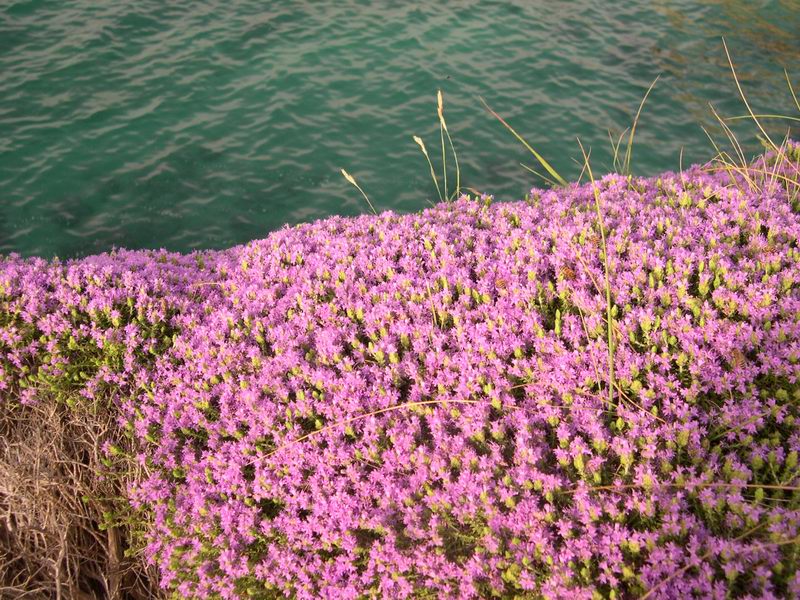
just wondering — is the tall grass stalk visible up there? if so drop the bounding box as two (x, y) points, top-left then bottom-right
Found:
(480, 97), (567, 186)
(438, 90), (461, 199)
(574, 146), (592, 184)
(519, 162), (560, 188)
(725, 114), (800, 124)
(444, 127), (461, 199)
(721, 40), (799, 197)
(710, 103), (750, 171)
(425, 280), (439, 340)
(700, 124), (757, 191)
(340, 168), (377, 215)
(413, 135), (443, 204)
(787, 68), (800, 112)
(519, 163), (558, 187)
(438, 91), (447, 200)
(413, 90), (461, 203)
(622, 75), (660, 176)
(577, 138), (615, 410)
(259, 391), (657, 463)
(262, 399), (482, 460)
(723, 38), (779, 154)
(575, 302), (605, 404)
(608, 127), (628, 173)
(702, 44), (799, 198)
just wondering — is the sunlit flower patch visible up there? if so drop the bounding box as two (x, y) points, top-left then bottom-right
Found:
(2, 145), (800, 599)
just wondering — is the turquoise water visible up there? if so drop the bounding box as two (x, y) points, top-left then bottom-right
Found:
(1, 1), (798, 258)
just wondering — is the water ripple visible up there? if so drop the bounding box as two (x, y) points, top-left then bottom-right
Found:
(0, 0), (798, 258)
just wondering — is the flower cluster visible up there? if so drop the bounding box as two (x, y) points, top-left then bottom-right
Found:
(2, 146), (800, 599)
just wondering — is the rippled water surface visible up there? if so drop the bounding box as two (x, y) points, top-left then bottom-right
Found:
(1, 0), (798, 257)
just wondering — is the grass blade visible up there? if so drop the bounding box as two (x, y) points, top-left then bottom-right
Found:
(340, 169), (377, 215)
(608, 127), (629, 173)
(722, 38), (779, 154)
(724, 114), (800, 124)
(437, 90), (461, 201)
(480, 97), (567, 186)
(786, 68), (800, 113)
(444, 124), (461, 200)
(438, 91), (447, 200)
(519, 163), (559, 188)
(623, 75), (660, 176)
(413, 135), (443, 203)
(577, 138), (615, 409)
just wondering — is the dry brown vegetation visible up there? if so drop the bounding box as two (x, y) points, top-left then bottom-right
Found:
(0, 396), (162, 600)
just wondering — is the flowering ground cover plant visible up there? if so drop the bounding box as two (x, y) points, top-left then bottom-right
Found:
(2, 144), (800, 599)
